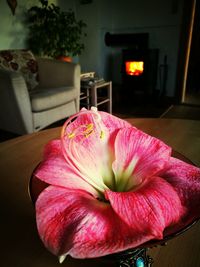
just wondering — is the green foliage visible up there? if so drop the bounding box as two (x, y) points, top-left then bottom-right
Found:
(25, 0), (87, 57)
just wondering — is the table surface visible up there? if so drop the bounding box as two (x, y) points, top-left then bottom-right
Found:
(0, 118), (200, 267)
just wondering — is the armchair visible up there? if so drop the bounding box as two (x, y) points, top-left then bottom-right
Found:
(0, 50), (80, 135)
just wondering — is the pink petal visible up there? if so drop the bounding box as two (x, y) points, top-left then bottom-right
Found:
(43, 139), (62, 158)
(36, 186), (160, 259)
(112, 128), (171, 190)
(105, 176), (184, 240)
(34, 140), (99, 197)
(162, 157), (200, 224)
(64, 134), (111, 187)
(61, 112), (121, 192)
(99, 111), (132, 133)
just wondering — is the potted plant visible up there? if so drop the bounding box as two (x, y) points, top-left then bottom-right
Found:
(25, 0), (87, 61)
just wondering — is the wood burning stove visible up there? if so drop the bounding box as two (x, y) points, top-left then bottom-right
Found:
(105, 32), (159, 100)
(121, 48), (159, 97)
(122, 48), (148, 95)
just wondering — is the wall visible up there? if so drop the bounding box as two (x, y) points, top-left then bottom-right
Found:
(0, 0), (57, 50)
(74, 0), (184, 97)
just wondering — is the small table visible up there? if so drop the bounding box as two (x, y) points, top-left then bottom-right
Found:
(81, 81), (112, 113)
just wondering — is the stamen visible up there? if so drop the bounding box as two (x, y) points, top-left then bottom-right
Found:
(86, 123), (93, 131)
(68, 132), (75, 139)
(84, 130), (94, 138)
(100, 130), (105, 139)
(83, 123), (94, 138)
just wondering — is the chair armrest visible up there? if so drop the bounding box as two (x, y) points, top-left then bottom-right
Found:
(0, 69), (33, 134)
(37, 58), (81, 90)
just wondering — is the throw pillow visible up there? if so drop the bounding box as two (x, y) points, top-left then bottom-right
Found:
(0, 49), (39, 90)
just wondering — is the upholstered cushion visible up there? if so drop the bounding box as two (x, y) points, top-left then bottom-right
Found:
(30, 86), (77, 112)
(0, 49), (39, 90)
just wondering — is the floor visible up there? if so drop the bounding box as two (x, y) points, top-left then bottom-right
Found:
(184, 90), (200, 106)
(160, 103), (200, 120)
(112, 98), (170, 119)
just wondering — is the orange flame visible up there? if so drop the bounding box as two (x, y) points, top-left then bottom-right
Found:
(125, 61), (144, 76)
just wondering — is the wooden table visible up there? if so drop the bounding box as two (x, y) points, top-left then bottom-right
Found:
(0, 118), (200, 267)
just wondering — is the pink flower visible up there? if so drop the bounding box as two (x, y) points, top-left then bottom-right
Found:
(34, 108), (200, 263)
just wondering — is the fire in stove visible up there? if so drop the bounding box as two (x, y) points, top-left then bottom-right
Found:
(125, 61), (144, 76)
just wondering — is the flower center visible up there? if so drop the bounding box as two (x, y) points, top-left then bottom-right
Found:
(61, 107), (139, 197)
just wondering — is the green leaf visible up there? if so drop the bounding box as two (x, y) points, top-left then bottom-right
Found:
(25, 0), (87, 57)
